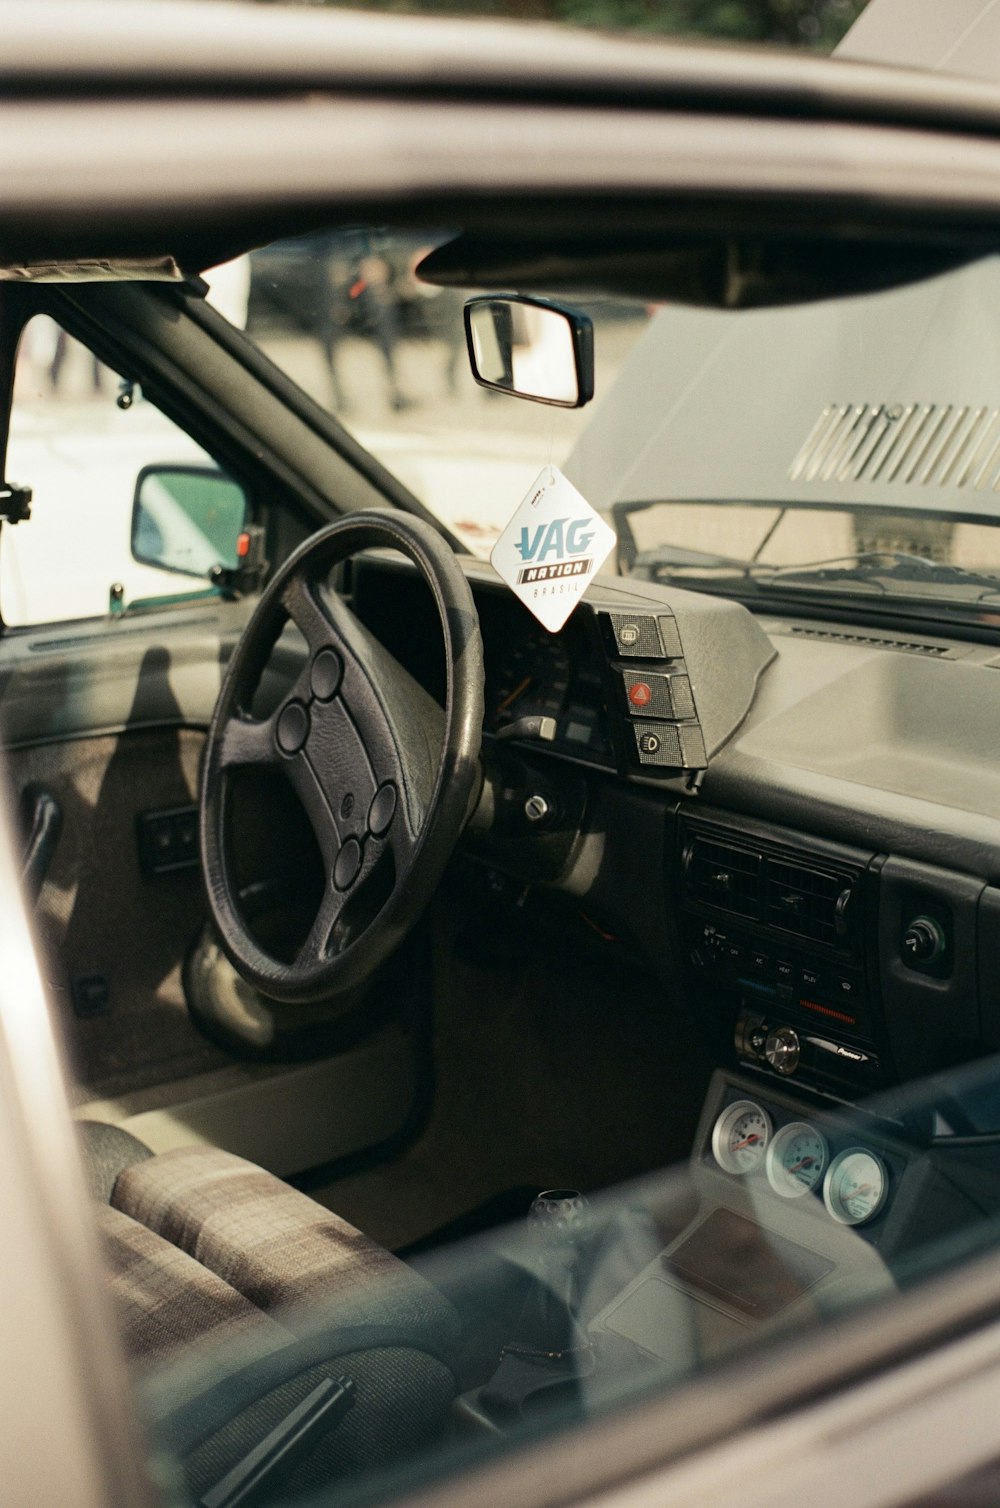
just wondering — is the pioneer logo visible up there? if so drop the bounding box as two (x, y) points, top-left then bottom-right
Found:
(810, 1036), (869, 1065)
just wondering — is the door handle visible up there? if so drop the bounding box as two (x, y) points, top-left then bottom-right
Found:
(21, 786), (62, 900)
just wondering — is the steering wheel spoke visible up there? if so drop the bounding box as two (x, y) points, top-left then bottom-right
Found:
(216, 712), (280, 772)
(280, 747), (344, 872)
(281, 572), (339, 657)
(382, 797), (418, 870)
(294, 814), (401, 969)
(294, 881), (350, 970)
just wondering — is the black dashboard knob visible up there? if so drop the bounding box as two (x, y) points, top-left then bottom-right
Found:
(902, 916), (946, 966)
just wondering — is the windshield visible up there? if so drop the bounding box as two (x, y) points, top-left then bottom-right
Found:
(564, 255), (1000, 627)
(240, 230), (650, 556)
(242, 236), (1000, 633)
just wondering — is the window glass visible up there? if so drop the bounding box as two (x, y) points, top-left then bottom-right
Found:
(127, 1051), (1000, 1508)
(245, 230), (651, 555)
(4, 317), (239, 626)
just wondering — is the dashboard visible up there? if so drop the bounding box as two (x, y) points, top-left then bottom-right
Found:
(352, 551), (1000, 1124)
(352, 553), (773, 782)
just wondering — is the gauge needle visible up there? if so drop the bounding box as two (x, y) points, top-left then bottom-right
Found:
(733, 1135), (760, 1150)
(789, 1158), (815, 1172)
(497, 676), (532, 714)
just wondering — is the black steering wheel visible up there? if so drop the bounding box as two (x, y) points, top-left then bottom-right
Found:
(199, 512), (484, 1004)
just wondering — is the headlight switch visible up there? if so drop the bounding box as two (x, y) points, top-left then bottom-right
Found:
(901, 914), (947, 970)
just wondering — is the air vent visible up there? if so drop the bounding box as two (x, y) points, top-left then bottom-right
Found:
(784, 626), (952, 657)
(684, 836), (762, 921)
(790, 403), (1000, 490)
(683, 828), (856, 949)
(765, 859), (851, 948)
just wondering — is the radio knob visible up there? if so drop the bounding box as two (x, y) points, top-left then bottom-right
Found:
(764, 1026), (800, 1076)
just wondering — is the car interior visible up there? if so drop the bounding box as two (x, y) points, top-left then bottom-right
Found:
(13, 7), (1000, 1506)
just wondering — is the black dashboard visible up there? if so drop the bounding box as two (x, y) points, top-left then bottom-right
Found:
(352, 553), (773, 783)
(353, 552), (1000, 1120)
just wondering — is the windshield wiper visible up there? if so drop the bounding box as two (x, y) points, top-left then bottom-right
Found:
(751, 551), (1000, 604)
(633, 547), (1000, 608)
(632, 543), (755, 574)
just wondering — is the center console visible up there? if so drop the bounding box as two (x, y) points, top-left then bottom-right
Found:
(589, 1071), (910, 1370)
(676, 812), (884, 1096)
(452, 1067), (992, 1437)
(672, 807), (994, 1099)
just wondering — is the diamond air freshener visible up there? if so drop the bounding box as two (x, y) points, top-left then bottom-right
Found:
(489, 465), (616, 633)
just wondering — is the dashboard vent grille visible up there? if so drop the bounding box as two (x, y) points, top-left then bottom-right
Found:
(785, 626), (951, 657)
(683, 829), (855, 949)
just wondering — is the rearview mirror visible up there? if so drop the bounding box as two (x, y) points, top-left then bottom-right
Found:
(464, 295), (594, 408)
(131, 465), (249, 579)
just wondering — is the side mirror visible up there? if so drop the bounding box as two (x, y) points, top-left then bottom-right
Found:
(464, 295), (594, 408)
(131, 465), (250, 581)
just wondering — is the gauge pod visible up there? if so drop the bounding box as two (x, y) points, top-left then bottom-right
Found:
(765, 1121), (828, 1198)
(823, 1147), (888, 1226)
(711, 1099), (772, 1175)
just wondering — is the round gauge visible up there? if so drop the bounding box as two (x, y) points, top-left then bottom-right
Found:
(765, 1121), (828, 1199)
(493, 634), (572, 728)
(711, 1100), (773, 1175)
(823, 1148), (889, 1226)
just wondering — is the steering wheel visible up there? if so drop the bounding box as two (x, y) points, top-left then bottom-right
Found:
(199, 511), (484, 1005)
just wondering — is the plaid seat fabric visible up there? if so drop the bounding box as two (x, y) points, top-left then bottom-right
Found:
(109, 1144), (459, 1355)
(98, 1203), (291, 1383)
(91, 1138), (459, 1497)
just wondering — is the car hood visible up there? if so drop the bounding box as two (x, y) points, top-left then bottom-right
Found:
(565, 253), (1000, 520)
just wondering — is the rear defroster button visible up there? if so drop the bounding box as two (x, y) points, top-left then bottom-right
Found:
(368, 783), (397, 838)
(334, 838), (363, 890)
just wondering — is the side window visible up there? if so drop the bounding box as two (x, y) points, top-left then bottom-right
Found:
(3, 316), (246, 626)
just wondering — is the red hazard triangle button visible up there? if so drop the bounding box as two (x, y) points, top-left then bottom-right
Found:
(628, 681), (653, 707)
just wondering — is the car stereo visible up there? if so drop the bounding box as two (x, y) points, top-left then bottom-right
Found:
(675, 813), (882, 1096)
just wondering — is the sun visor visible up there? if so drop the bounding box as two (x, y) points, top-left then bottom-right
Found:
(0, 256), (184, 283)
(416, 232), (973, 310)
